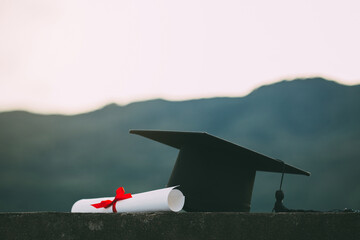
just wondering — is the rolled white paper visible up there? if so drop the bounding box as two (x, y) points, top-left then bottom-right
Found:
(71, 186), (185, 213)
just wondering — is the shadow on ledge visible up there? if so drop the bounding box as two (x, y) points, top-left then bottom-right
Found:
(1, 212), (359, 240)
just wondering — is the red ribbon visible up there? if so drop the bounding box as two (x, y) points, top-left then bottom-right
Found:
(91, 187), (132, 212)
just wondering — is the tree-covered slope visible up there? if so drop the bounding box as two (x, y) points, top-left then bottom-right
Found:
(0, 77), (359, 212)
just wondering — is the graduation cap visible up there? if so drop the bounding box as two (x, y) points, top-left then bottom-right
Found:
(130, 130), (310, 212)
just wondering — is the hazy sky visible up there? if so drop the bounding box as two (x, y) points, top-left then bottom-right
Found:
(1, 0), (360, 114)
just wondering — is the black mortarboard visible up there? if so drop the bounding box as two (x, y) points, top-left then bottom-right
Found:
(130, 130), (310, 212)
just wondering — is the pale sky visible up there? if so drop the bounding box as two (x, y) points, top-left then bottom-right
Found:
(1, 0), (360, 114)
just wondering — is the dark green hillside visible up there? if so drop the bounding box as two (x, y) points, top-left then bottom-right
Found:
(0, 77), (359, 212)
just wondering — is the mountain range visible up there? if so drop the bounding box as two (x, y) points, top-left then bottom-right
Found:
(0, 77), (359, 212)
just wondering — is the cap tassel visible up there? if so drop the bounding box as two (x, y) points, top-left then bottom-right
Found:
(273, 160), (290, 212)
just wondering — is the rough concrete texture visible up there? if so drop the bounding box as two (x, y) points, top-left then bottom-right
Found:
(0, 212), (359, 240)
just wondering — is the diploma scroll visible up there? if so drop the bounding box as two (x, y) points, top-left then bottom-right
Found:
(71, 186), (185, 213)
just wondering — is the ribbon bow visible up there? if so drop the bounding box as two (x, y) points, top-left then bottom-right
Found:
(91, 187), (132, 212)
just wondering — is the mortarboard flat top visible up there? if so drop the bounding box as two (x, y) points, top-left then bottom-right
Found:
(130, 129), (310, 212)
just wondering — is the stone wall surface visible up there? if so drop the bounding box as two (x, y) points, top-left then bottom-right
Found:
(0, 212), (359, 240)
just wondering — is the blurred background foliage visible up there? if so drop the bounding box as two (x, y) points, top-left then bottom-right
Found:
(0, 77), (359, 212)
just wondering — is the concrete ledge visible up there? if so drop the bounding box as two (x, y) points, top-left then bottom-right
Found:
(1, 212), (359, 240)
